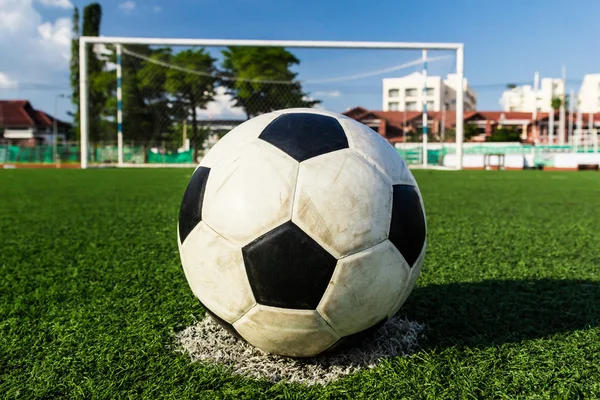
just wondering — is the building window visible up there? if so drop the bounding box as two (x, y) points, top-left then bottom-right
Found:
(406, 101), (418, 111)
(425, 87), (435, 96)
(426, 101), (434, 110)
(388, 102), (399, 111)
(388, 89), (399, 98)
(405, 88), (417, 97)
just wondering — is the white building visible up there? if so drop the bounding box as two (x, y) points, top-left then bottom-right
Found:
(577, 74), (600, 113)
(382, 72), (477, 112)
(500, 77), (564, 112)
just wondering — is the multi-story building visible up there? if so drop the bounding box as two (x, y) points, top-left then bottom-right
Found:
(499, 77), (564, 112)
(577, 74), (600, 113)
(382, 72), (477, 112)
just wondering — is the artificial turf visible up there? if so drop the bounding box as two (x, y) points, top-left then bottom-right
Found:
(1, 169), (599, 399)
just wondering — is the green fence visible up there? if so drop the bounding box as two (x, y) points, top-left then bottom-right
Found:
(396, 144), (598, 165)
(0, 145), (80, 163)
(146, 149), (194, 164)
(2, 143), (595, 166)
(0, 145), (194, 164)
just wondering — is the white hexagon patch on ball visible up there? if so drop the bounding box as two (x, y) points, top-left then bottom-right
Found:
(177, 108), (427, 358)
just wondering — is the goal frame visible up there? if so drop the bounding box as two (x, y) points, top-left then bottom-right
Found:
(78, 37), (465, 169)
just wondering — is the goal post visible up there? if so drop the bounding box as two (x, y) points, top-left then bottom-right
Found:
(78, 37), (465, 169)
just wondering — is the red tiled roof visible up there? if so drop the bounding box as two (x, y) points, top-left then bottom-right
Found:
(350, 108), (484, 129)
(342, 106), (369, 119)
(33, 110), (53, 127)
(0, 100), (61, 129)
(480, 111), (541, 122)
(426, 111), (483, 127)
(0, 100), (35, 126)
(352, 110), (422, 125)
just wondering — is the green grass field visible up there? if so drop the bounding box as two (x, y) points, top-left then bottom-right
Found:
(1, 169), (599, 399)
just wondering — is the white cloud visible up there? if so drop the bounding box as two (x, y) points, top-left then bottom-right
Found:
(0, 72), (18, 89)
(38, 17), (71, 50)
(195, 87), (246, 119)
(0, 1), (71, 67)
(0, 0), (35, 34)
(0, 0), (72, 113)
(37, 0), (73, 9)
(315, 90), (341, 98)
(118, 1), (135, 12)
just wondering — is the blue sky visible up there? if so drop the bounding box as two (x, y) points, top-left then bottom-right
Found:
(1, 0), (600, 120)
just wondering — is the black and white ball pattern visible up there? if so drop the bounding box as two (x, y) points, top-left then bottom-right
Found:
(178, 108), (426, 357)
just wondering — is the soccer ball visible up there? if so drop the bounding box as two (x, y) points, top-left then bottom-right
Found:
(177, 108), (426, 357)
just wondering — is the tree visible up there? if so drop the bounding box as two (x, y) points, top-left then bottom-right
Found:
(126, 47), (173, 143)
(165, 48), (218, 155)
(551, 96), (563, 111)
(487, 126), (521, 142)
(221, 46), (319, 118)
(437, 123), (479, 142)
(465, 122), (480, 140)
(69, 6), (80, 139)
(100, 45), (173, 144)
(550, 95), (569, 111)
(81, 3), (108, 141)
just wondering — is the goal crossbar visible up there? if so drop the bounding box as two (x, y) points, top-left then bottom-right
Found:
(78, 36), (465, 169)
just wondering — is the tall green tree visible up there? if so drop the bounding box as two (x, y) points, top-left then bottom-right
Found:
(221, 46), (319, 118)
(81, 3), (108, 141)
(165, 48), (218, 154)
(69, 6), (80, 138)
(101, 46), (173, 144)
(130, 47), (174, 143)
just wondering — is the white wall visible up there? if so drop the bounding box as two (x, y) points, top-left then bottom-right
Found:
(500, 78), (564, 112)
(444, 73), (477, 111)
(383, 72), (476, 112)
(443, 152), (600, 169)
(578, 74), (600, 113)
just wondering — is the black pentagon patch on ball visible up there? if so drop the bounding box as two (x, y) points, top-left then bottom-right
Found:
(178, 167), (210, 243)
(323, 318), (387, 355)
(389, 185), (426, 267)
(199, 301), (245, 341)
(258, 113), (349, 162)
(242, 221), (337, 310)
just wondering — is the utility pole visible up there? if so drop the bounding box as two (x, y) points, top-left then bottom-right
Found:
(532, 72), (539, 140)
(441, 103), (446, 142)
(402, 107), (407, 144)
(593, 113), (598, 153)
(54, 94), (68, 167)
(590, 113), (595, 153)
(576, 106), (582, 153)
(422, 49), (428, 168)
(548, 79), (555, 144)
(568, 90), (574, 145)
(54, 97), (58, 165)
(183, 119), (188, 150)
(559, 65), (566, 145)
(116, 44), (124, 167)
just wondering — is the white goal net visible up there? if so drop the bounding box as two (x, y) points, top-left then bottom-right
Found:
(78, 38), (465, 169)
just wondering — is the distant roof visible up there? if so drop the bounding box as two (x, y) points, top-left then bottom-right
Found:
(344, 107), (483, 128)
(0, 100), (35, 126)
(0, 100), (69, 129)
